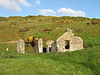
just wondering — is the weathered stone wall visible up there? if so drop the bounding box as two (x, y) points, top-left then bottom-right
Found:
(17, 39), (25, 54)
(38, 38), (43, 53)
(51, 41), (57, 52)
(56, 31), (83, 52)
(56, 32), (74, 52)
(70, 36), (83, 51)
(46, 40), (54, 53)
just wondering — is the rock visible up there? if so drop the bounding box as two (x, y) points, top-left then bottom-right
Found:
(17, 39), (25, 54)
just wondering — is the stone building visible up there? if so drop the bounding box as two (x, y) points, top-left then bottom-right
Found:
(23, 28), (84, 53)
(55, 30), (83, 52)
(44, 28), (84, 53)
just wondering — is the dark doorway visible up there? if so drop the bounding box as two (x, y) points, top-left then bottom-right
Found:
(49, 47), (52, 52)
(65, 40), (70, 49)
(43, 47), (47, 53)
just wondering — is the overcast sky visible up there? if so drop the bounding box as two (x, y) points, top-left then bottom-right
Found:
(0, 0), (100, 18)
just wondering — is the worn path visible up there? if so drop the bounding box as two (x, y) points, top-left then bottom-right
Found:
(0, 41), (17, 44)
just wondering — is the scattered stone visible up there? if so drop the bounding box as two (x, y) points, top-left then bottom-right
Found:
(66, 28), (73, 32)
(87, 23), (90, 25)
(43, 28), (52, 32)
(19, 27), (29, 33)
(6, 48), (9, 51)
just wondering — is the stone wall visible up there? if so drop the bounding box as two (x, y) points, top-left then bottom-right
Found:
(56, 31), (83, 52)
(70, 36), (83, 51)
(17, 39), (25, 54)
(38, 38), (43, 53)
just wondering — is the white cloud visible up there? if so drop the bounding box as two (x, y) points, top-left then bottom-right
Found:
(0, 0), (31, 12)
(38, 8), (86, 17)
(36, 0), (41, 5)
(58, 8), (86, 17)
(16, 0), (31, 7)
(38, 9), (56, 15)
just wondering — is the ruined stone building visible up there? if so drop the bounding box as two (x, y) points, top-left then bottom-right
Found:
(55, 30), (83, 52)
(37, 28), (84, 53)
(18, 29), (84, 53)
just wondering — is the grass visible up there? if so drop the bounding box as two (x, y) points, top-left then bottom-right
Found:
(0, 46), (100, 75)
(0, 16), (100, 75)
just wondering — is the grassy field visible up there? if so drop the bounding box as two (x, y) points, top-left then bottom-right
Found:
(0, 46), (100, 75)
(0, 16), (100, 75)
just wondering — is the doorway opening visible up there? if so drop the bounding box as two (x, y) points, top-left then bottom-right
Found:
(43, 47), (47, 53)
(49, 47), (52, 52)
(65, 40), (70, 49)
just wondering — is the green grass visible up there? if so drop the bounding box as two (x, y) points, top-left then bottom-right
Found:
(0, 16), (100, 75)
(0, 46), (100, 75)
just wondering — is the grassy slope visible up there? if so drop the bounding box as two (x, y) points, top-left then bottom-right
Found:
(0, 46), (100, 75)
(0, 16), (100, 75)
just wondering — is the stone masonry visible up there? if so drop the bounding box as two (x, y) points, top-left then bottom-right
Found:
(17, 39), (25, 54)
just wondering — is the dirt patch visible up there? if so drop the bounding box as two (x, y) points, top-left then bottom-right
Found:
(0, 41), (17, 44)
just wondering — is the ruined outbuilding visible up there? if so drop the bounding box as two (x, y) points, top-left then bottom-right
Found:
(55, 29), (83, 52)
(37, 28), (84, 53)
(20, 28), (84, 53)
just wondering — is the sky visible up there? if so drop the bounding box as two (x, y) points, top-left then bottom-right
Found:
(0, 0), (100, 18)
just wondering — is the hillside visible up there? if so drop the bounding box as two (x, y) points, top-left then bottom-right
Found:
(0, 16), (100, 75)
